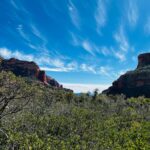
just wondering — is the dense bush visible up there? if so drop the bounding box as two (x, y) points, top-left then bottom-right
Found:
(0, 71), (150, 150)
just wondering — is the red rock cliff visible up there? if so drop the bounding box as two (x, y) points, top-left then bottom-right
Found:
(0, 57), (62, 88)
(103, 53), (150, 98)
(137, 53), (150, 68)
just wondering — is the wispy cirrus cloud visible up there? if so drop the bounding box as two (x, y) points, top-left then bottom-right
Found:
(114, 26), (129, 52)
(0, 47), (116, 77)
(100, 46), (110, 56)
(40, 67), (71, 72)
(94, 46), (111, 56)
(81, 64), (112, 76)
(114, 51), (126, 62)
(70, 32), (112, 56)
(113, 25), (130, 61)
(17, 24), (30, 42)
(68, 0), (80, 29)
(81, 40), (95, 56)
(70, 33), (100, 56)
(0, 47), (33, 61)
(70, 32), (96, 55)
(0, 47), (79, 75)
(0, 47), (74, 72)
(10, 0), (29, 14)
(30, 23), (49, 53)
(80, 64), (115, 79)
(98, 66), (111, 76)
(41, 62), (77, 72)
(70, 32), (80, 46)
(11, 0), (48, 53)
(30, 24), (47, 43)
(95, 0), (108, 34)
(16, 23), (49, 53)
(127, 0), (138, 27)
(80, 64), (96, 74)
(0, 47), (124, 83)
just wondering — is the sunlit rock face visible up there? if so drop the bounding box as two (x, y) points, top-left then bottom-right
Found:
(103, 53), (150, 98)
(0, 57), (62, 88)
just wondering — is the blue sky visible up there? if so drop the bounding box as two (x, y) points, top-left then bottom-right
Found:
(0, 0), (150, 92)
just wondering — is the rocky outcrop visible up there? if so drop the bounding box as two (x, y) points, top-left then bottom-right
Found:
(103, 53), (150, 97)
(137, 53), (150, 68)
(0, 58), (40, 77)
(0, 57), (62, 88)
(37, 70), (47, 84)
(47, 76), (62, 88)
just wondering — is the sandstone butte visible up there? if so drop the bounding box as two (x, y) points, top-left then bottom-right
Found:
(0, 57), (62, 88)
(103, 53), (150, 97)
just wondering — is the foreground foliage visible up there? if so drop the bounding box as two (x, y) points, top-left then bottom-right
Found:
(0, 71), (150, 150)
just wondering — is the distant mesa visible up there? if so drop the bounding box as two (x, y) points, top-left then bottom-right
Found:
(0, 57), (62, 88)
(103, 53), (150, 97)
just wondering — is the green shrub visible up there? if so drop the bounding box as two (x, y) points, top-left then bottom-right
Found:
(0, 71), (149, 150)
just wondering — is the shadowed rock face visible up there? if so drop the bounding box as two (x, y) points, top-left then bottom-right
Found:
(0, 57), (62, 88)
(103, 53), (150, 97)
(0, 58), (40, 77)
(137, 53), (150, 68)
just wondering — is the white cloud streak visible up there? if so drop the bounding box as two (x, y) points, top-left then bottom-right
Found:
(114, 26), (129, 52)
(70, 33), (98, 55)
(113, 25), (130, 62)
(80, 64), (96, 74)
(16, 23), (49, 54)
(0, 47), (33, 61)
(81, 40), (95, 55)
(95, 0), (108, 33)
(30, 24), (47, 45)
(68, 0), (80, 29)
(114, 51), (126, 62)
(40, 67), (73, 72)
(11, 1), (48, 54)
(10, 0), (29, 15)
(100, 46), (110, 56)
(0, 47), (116, 77)
(98, 66), (111, 76)
(127, 0), (138, 27)
(0, 47), (76, 72)
(17, 24), (30, 42)
(41, 61), (77, 72)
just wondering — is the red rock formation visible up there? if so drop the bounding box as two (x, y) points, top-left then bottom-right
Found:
(103, 53), (150, 97)
(38, 70), (47, 83)
(0, 58), (40, 77)
(0, 57), (62, 88)
(137, 53), (150, 68)
(47, 76), (62, 88)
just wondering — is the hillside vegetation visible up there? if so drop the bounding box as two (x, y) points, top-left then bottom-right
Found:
(0, 71), (150, 150)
